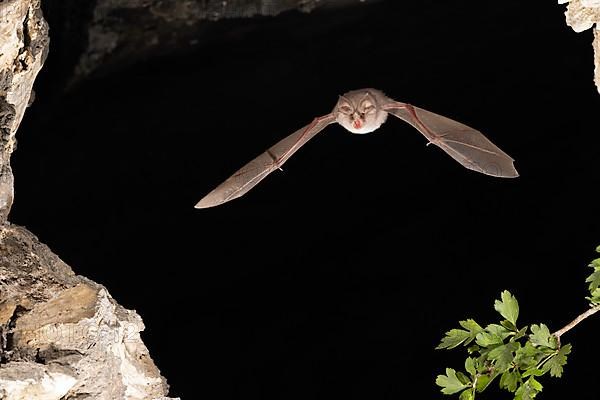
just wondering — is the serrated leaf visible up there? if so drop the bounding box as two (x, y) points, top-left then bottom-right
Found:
(459, 389), (474, 400)
(528, 376), (543, 391)
(438, 319), (485, 350)
(514, 326), (528, 340)
(515, 377), (543, 400)
(475, 371), (498, 392)
(459, 319), (483, 333)
(476, 324), (511, 347)
(514, 342), (545, 370)
(522, 368), (544, 378)
(541, 344), (572, 377)
(586, 270), (600, 292)
(465, 357), (476, 376)
(437, 329), (471, 350)
(488, 342), (520, 372)
(494, 290), (519, 326)
(475, 374), (491, 392)
(501, 319), (518, 332)
(467, 344), (480, 354)
(588, 288), (600, 306)
(529, 324), (557, 349)
(436, 368), (470, 395)
(456, 371), (471, 385)
(500, 370), (520, 392)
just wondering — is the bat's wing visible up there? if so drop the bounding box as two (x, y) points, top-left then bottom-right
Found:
(384, 102), (518, 178)
(195, 114), (336, 208)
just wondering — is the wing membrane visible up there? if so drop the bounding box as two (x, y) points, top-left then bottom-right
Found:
(196, 114), (336, 208)
(384, 102), (518, 178)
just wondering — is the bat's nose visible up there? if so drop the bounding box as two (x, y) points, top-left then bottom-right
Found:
(352, 118), (363, 130)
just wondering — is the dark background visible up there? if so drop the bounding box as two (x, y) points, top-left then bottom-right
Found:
(9, 1), (600, 399)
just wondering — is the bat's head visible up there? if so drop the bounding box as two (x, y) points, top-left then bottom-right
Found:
(334, 89), (388, 134)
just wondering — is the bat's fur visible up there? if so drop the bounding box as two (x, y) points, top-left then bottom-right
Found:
(335, 88), (389, 134)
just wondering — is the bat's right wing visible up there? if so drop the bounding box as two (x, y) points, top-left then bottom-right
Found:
(195, 114), (336, 208)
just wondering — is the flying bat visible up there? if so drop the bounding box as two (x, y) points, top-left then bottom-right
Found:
(195, 88), (518, 208)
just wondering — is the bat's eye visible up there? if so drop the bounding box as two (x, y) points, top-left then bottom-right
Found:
(339, 104), (353, 114)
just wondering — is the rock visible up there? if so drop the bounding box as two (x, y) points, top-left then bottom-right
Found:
(0, 225), (179, 399)
(0, 1), (178, 396)
(40, 0), (379, 86)
(0, 0), (49, 222)
(559, 0), (600, 92)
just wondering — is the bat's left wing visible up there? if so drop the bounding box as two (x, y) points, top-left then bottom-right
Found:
(383, 101), (518, 178)
(195, 114), (336, 208)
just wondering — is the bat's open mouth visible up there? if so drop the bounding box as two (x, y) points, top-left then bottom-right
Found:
(353, 119), (363, 130)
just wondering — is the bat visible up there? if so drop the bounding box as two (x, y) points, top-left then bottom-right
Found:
(195, 88), (518, 208)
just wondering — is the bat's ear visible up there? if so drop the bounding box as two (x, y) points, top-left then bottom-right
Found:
(338, 94), (351, 103)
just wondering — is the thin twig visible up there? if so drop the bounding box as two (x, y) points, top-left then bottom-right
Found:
(552, 304), (600, 345)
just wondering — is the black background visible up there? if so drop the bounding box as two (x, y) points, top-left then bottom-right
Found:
(10, 1), (600, 399)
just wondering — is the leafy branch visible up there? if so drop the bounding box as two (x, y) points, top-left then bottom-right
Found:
(435, 246), (600, 400)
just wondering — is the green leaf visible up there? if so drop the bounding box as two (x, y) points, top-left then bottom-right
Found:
(522, 368), (544, 378)
(541, 344), (572, 377)
(494, 290), (519, 326)
(514, 326), (528, 340)
(500, 319), (518, 332)
(499, 370), (520, 392)
(488, 342), (520, 372)
(474, 370), (500, 392)
(529, 324), (557, 349)
(528, 376), (543, 391)
(459, 319), (484, 333)
(459, 389), (474, 400)
(475, 374), (492, 392)
(437, 329), (471, 350)
(456, 371), (471, 385)
(515, 377), (543, 400)
(596, 245), (600, 253)
(586, 270), (600, 292)
(437, 319), (483, 349)
(588, 288), (600, 306)
(465, 357), (476, 376)
(476, 324), (511, 347)
(514, 342), (545, 370)
(436, 368), (470, 395)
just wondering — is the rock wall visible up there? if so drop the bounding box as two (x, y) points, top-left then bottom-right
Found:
(0, 1), (177, 398)
(560, 0), (600, 92)
(0, 225), (178, 399)
(0, 0), (48, 223)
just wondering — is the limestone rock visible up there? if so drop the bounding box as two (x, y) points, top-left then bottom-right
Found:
(560, 0), (600, 92)
(0, 0), (49, 222)
(0, 225), (179, 399)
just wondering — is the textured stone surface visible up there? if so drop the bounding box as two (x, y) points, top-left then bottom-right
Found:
(560, 0), (600, 92)
(40, 0), (379, 85)
(1, 3), (178, 396)
(0, 225), (178, 399)
(0, 0), (49, 222)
